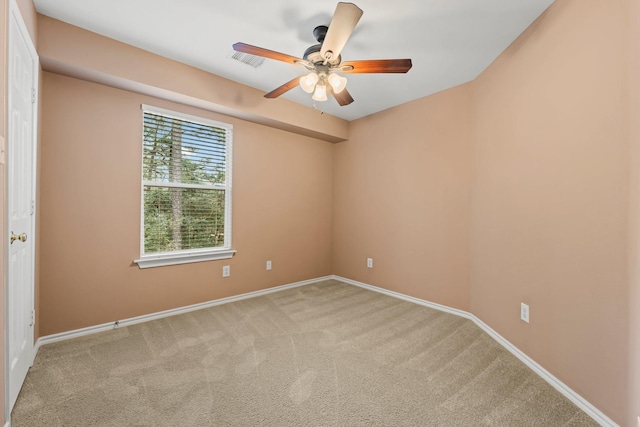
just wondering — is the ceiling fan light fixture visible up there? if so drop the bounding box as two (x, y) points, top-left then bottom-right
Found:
(232, 2), (412, 108)
(300, 72), (319, 93)
(327, 73), (347, 94)
(312, 82), (328, 102)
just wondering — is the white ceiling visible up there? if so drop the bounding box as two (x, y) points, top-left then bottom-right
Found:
(33, 0), (555, 121)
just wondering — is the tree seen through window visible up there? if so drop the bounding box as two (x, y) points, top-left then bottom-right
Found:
(142, 110), (230, 254)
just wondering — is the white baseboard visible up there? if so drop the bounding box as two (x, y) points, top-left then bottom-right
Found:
(35, 275), (332, 350)
(332, 275), (617, 427)
(33, 274), (616, 426)
(336, 275), (473, 320)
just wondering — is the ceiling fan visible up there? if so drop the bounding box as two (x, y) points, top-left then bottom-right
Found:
(232, 2), (412, 107)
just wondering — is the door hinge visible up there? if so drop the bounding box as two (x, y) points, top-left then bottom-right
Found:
(31, 88), (36, 104)
(29, 310), (34, 327)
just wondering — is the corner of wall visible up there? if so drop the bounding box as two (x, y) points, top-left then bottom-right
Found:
(331, 82), (474, 312)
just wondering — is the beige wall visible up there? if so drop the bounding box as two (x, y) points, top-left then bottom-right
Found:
(37, 15), (348, 143)
(471, 0), (629, 422)
(628, 0), (640, 424)
(38, 72), (334, 336)
(332, 84), (472, 310)
(333, 0), (635, 424)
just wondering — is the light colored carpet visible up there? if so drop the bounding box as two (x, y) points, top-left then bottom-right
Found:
(12, 279), (598, 426)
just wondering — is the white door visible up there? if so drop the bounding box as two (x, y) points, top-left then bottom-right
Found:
(6, 1), (38, 412)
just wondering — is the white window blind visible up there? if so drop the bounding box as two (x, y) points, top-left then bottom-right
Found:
(140, 105), (233, 260)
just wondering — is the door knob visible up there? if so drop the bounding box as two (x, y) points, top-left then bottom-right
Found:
(10, 232), (27, 244)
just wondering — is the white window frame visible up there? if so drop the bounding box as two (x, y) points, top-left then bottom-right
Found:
(134, 105), (235, 269)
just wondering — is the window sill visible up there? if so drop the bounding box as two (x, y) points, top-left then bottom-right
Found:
(134, 249), (236, 269)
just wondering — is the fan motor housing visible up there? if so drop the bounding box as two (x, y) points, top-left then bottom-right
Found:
(303, 44), (341, 66)
(304, 25), (341, 66)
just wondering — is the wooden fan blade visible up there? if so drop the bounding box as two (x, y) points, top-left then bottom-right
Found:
(340, 59), (413, 74)
(330, 87), (354, 106)
(321, 3), (363, 62)
(264, 77), (301, 99)
(233, 42), (303, 65)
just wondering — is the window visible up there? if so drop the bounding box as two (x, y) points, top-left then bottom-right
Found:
(134, 105), (235, 268)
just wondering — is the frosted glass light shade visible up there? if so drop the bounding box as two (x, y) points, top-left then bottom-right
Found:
(327, 73), (347, 94)
(299, 72), (319, 93)
(312, 82), (328, 101)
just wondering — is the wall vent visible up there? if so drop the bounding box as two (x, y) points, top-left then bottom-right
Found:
(229, 51), (265, 68)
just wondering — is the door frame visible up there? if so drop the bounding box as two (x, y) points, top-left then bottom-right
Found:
(4, 0), (39, 422)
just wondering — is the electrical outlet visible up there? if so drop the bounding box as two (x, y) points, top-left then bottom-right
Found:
(222, 265), (230, 277)
(367, 258), (373, 268)
(266, 260), (272, 270)
(520, 303), (530, 323)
